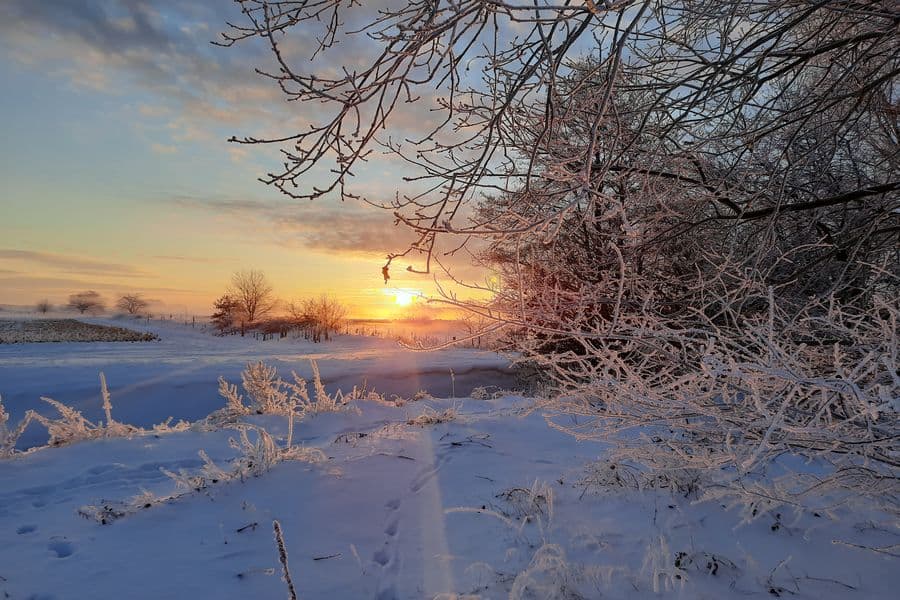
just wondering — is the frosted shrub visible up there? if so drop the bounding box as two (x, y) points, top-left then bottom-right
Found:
(33, 397), (100, 446)
(229, 424), (281, 477)
(211, 360), (349, 425)
(99, 372), (135, 438)
(162, 449), (231, 492)
(2, 373), (189, 456)
(469, 386), (490, 401)
(33, 373), (139, 447)
(496, 480), (554, 535)
(407, 404), (458, 427)
(151, 417), (191, 434)
(578, 460), (702, 498)
(469, 386), (517, 401)
(509, 544), (574, 600)
(0, 395), (36, 458)
(536, 297), (899, 510)
(639, 536), (681, 594)
(242, 361), (289, 414)
(81, 423), (326, 524)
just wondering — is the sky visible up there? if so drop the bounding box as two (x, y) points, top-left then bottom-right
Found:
(0, 0), (483, 319)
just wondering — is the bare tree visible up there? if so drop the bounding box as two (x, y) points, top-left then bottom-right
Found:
(286, 299), (315, 337)
(35, 299), (52, 314)
(222, 2), (899, 507)
(284, 296), (347, 342)
(116, 294), (149, 316)
(296, 295), (348, 343)
(67, 291), (105, 315)
(229, 269), (275, 324)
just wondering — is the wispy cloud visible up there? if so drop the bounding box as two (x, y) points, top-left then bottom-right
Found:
(167, 193), (490, 286)
(0, 0), (435, 161)
(152, 254), (224, 264)
(0, 249), (150, 278)
(0, 274), (190, 295)
(0, 0), (293, 147)
(169, 195), (419, 257)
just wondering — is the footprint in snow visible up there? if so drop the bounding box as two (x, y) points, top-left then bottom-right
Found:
(373, 547), (391, 567)
(17, 524), (37, 535)
(384, 517), (399, 538)
(48, 540), (74, 558)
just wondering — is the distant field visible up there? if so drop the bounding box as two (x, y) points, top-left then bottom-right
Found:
(0, 319), (159, 343)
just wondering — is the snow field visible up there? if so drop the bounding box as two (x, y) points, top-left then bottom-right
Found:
(1, 320), (897, 599)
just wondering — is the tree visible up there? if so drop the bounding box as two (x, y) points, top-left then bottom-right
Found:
(211, 294), (244, 334)
(306, 295), (348, 342)
(35, 299), (52, 314)
(116, 294), (149, 316)
(287, 296), (347, 342)
(67, 291), (105, 315)
(222, 2), (899, 507)
(286, 299), (315, 338)
(229, 269), (275, 324)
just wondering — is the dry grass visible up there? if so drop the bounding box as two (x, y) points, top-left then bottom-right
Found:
(406, 405), (458, 427)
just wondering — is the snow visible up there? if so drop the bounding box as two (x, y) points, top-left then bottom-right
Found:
(0, 318), (516, 450)
(1, 320), (897, 599)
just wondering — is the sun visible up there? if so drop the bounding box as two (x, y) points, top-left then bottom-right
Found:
(394, 290), (415, 306)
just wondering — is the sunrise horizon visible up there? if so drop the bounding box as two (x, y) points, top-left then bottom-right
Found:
(0, 2), (487, 322)
(1, 2), (896, 598)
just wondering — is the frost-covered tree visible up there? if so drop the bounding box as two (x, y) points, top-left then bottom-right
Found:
(304, 295), (347, 342)
(285, 295), (347, 342)
(67, 291), (105, 315)
(116, 293), (149, 316)
(221, 1), (899, 506)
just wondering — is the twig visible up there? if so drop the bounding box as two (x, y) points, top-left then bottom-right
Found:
(350, 543), (365, 575)
(273, 520), (298, 600)
(375, 452), (416, 461)
(237, 522), (259, 533)
(831, 539), (900, 558)
(313, 553), (342, 561)
(236, 567), (275, 579)
(804, 575), (857, 591)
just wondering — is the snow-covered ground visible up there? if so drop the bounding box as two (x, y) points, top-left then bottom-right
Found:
(1, 320), (897, 599)
(0, 318), (516, 450)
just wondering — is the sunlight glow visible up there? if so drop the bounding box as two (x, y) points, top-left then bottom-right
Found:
(394, 290), (415, 306)
(385, 288), (422, 307)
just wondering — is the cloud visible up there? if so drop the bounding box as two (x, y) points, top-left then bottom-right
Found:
(0, 274), (190, 295)
(169, 194), (419, 257)
(0, 0), (455, 164)
(152, 254), (224, 264)
(0, 249), (150, 278)
(166, 193), (490, 288)
(0, 0), (292, 138)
